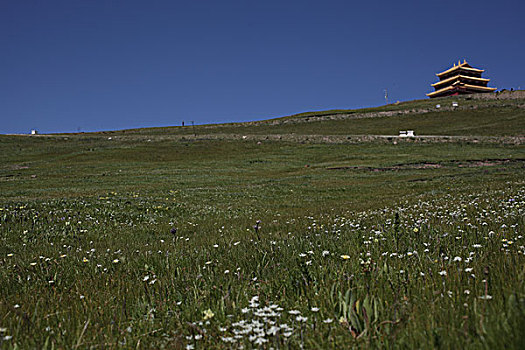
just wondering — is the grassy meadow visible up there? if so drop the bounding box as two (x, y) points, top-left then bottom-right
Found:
(1, 99), (525, 349)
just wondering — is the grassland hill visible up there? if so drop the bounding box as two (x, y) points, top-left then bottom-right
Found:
(0, 91), (524, 349)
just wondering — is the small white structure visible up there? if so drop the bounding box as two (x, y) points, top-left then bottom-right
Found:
(399, 130), (415, 137)
(452, 101), (459, 107)
(30, 129), (38, 135)
(436, 104), (441, 109)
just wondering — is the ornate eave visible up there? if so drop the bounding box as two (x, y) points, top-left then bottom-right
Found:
(431, 74), (490, 88)
(426, 83), (496, 98)
(436, 60), (484, 77)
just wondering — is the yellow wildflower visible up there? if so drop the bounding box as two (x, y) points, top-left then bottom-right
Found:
(203, 309), (215, 320)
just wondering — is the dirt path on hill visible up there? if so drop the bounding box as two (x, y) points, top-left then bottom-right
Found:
(10, 133), (525, 145)
(326, 158), (525, 172)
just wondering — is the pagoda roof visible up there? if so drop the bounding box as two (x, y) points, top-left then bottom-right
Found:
(426, 83), (496, 98)
(432, 74), (490, 88)
(436, 60), (484, 77)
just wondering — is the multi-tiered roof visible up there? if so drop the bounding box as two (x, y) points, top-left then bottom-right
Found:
(427, 60), (496, 98)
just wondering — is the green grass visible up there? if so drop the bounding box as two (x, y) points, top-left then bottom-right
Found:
(168, 107), (524, 136)
(90, 94), (525, 137)
(1, 100), (525, 349)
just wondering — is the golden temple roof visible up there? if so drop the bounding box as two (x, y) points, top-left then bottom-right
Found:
(426, 83), (496, 98)
(436, 60), (484, 77)
(431, 74), (490, 88)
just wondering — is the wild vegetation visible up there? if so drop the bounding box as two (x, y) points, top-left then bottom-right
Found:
(106, 93), (525, 137)
(1, 97), (524, 348)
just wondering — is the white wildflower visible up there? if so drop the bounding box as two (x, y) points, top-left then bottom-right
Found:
(296, 316), (308, 322)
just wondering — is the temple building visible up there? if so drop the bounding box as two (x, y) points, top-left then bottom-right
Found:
(427, 60), (496, 98)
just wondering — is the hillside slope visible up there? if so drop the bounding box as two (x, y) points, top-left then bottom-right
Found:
(96, 92), (525, 138)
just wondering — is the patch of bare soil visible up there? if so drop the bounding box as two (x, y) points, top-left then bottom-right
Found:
(327, 159), (525, 172)
(456, 159), (521, 167)
(7, 164), (30, 170)
(326, 162), (442, 172)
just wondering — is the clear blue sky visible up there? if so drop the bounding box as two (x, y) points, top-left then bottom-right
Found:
(1, 0), (524, 134)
